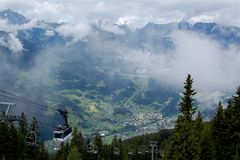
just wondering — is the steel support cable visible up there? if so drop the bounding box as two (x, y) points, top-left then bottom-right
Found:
(0, 94), (42, 107)
(13, 107), (58, 127)
(0, 94), (61, 127)
(0, 89), (58, 111)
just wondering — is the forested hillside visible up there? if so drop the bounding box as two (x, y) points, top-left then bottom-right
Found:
(1, 74), (240, 159)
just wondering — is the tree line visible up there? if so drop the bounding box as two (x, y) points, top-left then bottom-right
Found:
(0, 113), (48, 160)
(164, 74), (240, 160)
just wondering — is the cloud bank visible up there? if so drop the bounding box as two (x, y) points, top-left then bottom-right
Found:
(0, 18), (37, 33)
(0, 0), (239, 27)
(111, 30), (240, 93)
(56, 22), (90, 42)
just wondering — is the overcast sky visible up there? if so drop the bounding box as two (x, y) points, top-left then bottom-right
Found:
(0, 0), (240, 27)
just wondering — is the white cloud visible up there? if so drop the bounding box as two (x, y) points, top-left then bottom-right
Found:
(45, 30), (55, 36)
(97, 20), (125, 34)
(56, 22), (90, 42)
(0, 37), (8, 47)
(0, 0), (239, 27)
(0, 33), (23, 53)
(120, 30), (240, 92)
(7, 33), (23, 53)
(116, 16), (139, 26)
(190, 15), (216, 23)
(0, 18), (37, 33)
(169, 31), (232, 91)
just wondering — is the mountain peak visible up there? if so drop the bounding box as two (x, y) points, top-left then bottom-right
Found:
(0, 9), (29, 25)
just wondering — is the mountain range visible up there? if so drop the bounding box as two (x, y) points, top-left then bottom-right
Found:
(0, 9), (239, 140)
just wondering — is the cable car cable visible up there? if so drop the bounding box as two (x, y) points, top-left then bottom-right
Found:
(0, 89), (57, 111)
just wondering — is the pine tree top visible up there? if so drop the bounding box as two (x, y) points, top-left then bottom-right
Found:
(179, 74), (197, 121)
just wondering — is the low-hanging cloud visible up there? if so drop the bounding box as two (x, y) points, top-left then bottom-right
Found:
(0, 18), (37, 33)
(0, 33), (23, 53)
(97, 20), (125, 35)
(56, 22), (90, 42)
(120, 30), (240, 93)
(170, 31), (240, 92)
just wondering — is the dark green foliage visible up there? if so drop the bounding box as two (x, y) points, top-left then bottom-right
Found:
(164, 74), (201, 160)
(179, 74), (197, 121)
(67, 146), (82, 160)
(18, 112), (28, 136)
(232, 88), (240, 154)
(53, 129), (171, 160)
(8, 124), (19, 160)
(199, 123), (215, 160)
(163, 83), (240, 160)
(163, 78), (240, 160)
(212, 102), (233, 159)
(54, 147), (67, 160)
(0, 113), (48, 160)
(0, 123), (10, 159)
(70, 128), (85, 159)
(94, 133), (103, 159)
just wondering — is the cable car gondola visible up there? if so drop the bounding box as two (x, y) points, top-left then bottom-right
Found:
(25, 118), (37, 146)
(137, 146), (146, 155)
(128, 148), (136, 156)
(53, 109), (72, 150)
(113, 147), (120, 155)
(86, 144), (98, 154)
(25, 131), (37, 146)
(86, 144), (94, 153)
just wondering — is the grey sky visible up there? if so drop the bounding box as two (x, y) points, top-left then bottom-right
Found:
(0, 0), (239, 27)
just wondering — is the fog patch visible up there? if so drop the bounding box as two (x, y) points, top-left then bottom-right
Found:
(0, 18), (37, 33)
(18, 46), (65, 86)
(0, 33), (23, 53)
(56, 22), (90, 42)
(119, 30), (240, 93)
(98, 21), (125, 35)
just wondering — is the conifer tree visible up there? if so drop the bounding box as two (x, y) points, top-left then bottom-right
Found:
(71, 128), (85, 149)
(111, 135), (119, 147)
(164, 74), (200, 160)
(233, 145), (240, 160)
(71, 128), (85, 159)
(212, 102), (230, 160)
(232, 87), (240, 154)
(0, 156), (6, 160)
(111, 135), (120, 160)
(199, 123), (215, 160)
(94, 133), (103, 159)
(30, 117), (39, 138)
(179, 74), (197, 121)
(193, 111), (203, 159)
(67, 145), (82, 160)
(17, 112), (28, 159)
(224, 100), (236, 157)
(39, 143), (49, 160)
(0, 123), (9, 159)
(8, 124), (19, 160)
(119, 138), (127, 160)
(18, 112), (27, 136)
